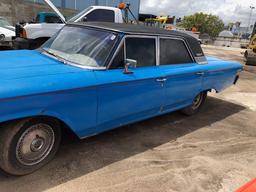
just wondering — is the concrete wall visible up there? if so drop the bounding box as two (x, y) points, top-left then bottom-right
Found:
(0, 0), (76, 25)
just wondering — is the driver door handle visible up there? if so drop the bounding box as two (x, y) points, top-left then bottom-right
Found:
(156, 78), (167, 82)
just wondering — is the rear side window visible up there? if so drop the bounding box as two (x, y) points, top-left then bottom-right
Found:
(126, 37), (156, 67)
(86, 9), (115, 22)
(160, 38), (193, 65)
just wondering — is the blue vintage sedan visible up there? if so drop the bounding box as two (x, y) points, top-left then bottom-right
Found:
(0, 22), (242, 175)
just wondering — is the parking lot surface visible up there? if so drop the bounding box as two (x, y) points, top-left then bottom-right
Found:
(0, 46), (256, 192)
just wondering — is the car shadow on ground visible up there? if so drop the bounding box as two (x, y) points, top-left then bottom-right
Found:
(0, 96), (246, 192)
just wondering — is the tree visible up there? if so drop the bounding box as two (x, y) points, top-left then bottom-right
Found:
(178, 12), (224, 38)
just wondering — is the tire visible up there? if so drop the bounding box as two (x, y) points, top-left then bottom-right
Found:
(0, 117), (61, 176)
(181, 92), (207, 116)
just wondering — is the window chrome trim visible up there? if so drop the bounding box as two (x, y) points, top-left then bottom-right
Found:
(156, 36), (160, 66)
(158, 36), (195, 64)
(107, 34), (208, 69)
(43, 51), (107, 70)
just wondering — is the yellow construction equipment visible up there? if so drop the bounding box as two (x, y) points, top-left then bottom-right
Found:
(244, 22), (256, 65)
(145, 16), (169, 28)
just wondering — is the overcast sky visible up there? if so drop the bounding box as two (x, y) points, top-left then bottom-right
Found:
(140, 0), (256, 27)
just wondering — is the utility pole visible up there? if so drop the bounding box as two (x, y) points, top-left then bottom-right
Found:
(247, 6), (255, 33)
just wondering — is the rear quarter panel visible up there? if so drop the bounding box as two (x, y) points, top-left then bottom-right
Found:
(202, 56), (243, 92)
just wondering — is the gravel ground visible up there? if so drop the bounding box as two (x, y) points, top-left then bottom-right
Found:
(0, 46), (255, 192)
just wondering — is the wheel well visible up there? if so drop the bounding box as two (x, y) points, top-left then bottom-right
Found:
(0, 115), (79, 140)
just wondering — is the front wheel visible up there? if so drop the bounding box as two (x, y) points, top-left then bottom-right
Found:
(0, 117), (61, 176)
(181, 92), (207, 116)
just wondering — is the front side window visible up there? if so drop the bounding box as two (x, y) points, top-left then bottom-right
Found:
(126, 37), (156, 67)
(160, 38), (193, 65)
(110, 44), (125, 69)
(42, 26), (118, 67)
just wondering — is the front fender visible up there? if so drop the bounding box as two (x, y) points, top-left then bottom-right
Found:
(0, 108), (78, 136)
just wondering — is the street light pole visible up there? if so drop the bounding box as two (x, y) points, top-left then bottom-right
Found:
(75, 0), (77, 10)
(248, 6), (255, 33)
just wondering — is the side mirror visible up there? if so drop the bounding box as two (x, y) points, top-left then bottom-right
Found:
(123, 59), (137, 74)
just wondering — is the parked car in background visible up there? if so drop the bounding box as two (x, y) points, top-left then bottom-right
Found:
(0, 22), (242, 176)
(0, 17), (15, 48)
(14, 0), (123, 50)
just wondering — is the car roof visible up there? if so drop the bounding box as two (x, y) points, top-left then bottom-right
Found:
(67, 22), (206, 62)
(71, 22), (193, 38)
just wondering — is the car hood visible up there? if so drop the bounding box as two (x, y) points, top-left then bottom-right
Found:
(0, 50), (96, 99)
(0, 50), (83, 80)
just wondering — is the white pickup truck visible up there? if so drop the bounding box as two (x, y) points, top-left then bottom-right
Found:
(14, 0), (123, 49)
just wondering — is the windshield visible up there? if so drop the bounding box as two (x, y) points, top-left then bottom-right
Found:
(0, 18), (10, 28)
(68, 7), (93, 22)
(42, 26), (118, 67)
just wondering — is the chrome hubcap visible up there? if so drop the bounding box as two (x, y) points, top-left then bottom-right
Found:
(192, 93), (203, 110)
(16, 123), (55, 166)
(30, 136), (45, 152)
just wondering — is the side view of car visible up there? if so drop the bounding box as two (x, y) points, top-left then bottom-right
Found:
(0, 22), (242, 176)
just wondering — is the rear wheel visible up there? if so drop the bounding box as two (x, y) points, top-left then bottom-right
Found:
(181, 92), (207, 116)
(0, 117), (61, 176)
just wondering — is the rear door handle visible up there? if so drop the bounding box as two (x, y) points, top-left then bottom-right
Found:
(196, 72), (205, 75)
(156, 78), (167, 82)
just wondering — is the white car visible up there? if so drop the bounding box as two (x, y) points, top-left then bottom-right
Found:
(0, 17), (15, 48)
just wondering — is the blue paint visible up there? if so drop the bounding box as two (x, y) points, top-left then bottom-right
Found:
(0, 44), (242, 139)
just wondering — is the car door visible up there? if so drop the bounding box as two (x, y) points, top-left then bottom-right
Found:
(158, 37), (203, 111)
(94, 36), (165, 132)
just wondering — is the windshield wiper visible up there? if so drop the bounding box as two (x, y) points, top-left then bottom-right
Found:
(42, 48), (68, 64)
